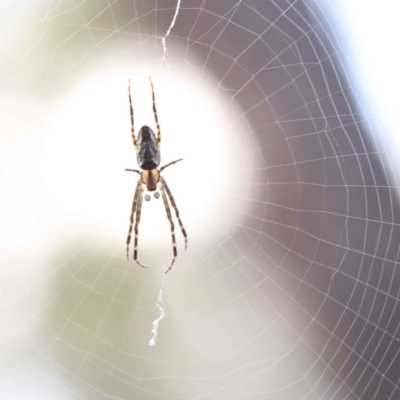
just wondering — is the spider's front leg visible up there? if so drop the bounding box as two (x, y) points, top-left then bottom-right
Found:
(126, 180), (147, 268)
(159, 181), (177, 273)
(133, 185), (147, 268)
(159, 177), (188, 273)
(161, 177), (187, 251)
(126, 180), (141, 260)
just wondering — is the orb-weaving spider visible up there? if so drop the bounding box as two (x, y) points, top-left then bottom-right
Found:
(125, 78), (187, 273)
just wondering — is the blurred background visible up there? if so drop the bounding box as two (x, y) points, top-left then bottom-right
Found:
(1, 1), (400, 399)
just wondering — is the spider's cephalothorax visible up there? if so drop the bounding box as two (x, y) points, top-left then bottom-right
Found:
(125, 78), (187, 273)
(141, 169), (160, 192)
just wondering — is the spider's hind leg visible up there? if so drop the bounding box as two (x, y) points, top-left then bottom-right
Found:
(128, 80), (138, 149)
(149, 77), (161, 148)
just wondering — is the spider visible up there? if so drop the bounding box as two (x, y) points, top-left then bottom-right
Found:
(125, 77), (187, 273)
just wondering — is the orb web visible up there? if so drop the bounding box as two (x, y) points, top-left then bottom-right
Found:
(1, 1), (400, 399)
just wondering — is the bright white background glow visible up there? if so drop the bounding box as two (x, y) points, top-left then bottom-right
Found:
(2, 68), (250, 269)
(333, 0), (400, 178)
(0, 65), (252, 353)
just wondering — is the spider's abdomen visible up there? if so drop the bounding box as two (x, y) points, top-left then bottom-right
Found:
(136, 125), (160, 170)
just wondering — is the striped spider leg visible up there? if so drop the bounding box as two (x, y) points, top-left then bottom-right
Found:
(159, 176), (188, 273)
(125, 176), (147, 268)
